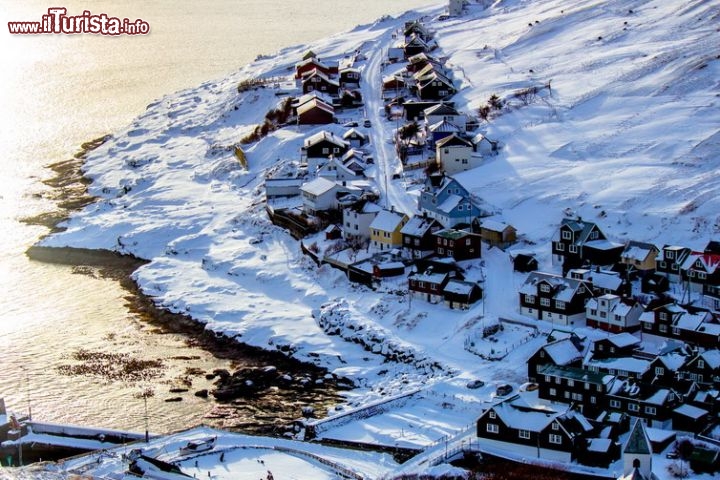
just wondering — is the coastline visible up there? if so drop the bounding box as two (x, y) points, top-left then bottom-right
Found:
(22, 139), (349, 434)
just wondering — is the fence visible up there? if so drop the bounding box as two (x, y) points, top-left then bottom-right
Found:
(266, 206), (317, 239)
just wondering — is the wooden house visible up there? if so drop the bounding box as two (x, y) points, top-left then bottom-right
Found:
(606, 381), (680, 429)
(537, 365), (614, 417)
(443, 280), (482, 309)
(481, 220), (517, 249)
(527, 335), (587, 382)
(418, 174), (480, 228)
(640, 304), (719, 348)
(400, 215), (442, 259)
(513, 253), (538, 273)
(476, 394), (595, 462)
(656, 245), (692, 283)
(433, 228), (482, 261)
(403, 33), (429, 58)
(585, 294), (643, 333)
(435, 134), (478, 175)
(619, 241), (659, 276)
(552, 217), (622, 273)
(369, 209), (409, 251)
(408, 268), (453, 304)
(300, 177), (340, 215)
(342, 201), (380, 242)
(416, 72), (456, 100)
(342, 128), (368, 148)
(338, 67), (361, 88)
(303, 131), (349, 167)
(519, 272), (593, 327)
(424, 102), (466, 128)
(640, 351), (688, 388)
(679, 349), (720, 388)
(297, 98), (335, 125)
(295, 57), (335, 79)
(672, 403), (710, 433)
(302, 69), (340, 96)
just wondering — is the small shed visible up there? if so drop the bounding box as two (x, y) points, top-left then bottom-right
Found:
(672, 404), (710, 433)
(513, 253), (538, 273)
(325, 224), (342, 240)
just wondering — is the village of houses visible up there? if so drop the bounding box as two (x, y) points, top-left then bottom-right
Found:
(248, 11), (720, 478)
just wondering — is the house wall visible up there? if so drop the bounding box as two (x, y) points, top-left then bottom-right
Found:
(302, 189), (336, 215)
(342, 210), (376, 241)
(371, 227), (403, 251)
(298, 108), (334, 125)
(438, 146), (479, 175)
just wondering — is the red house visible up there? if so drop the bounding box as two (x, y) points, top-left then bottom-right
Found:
(297, 98), (335, 125)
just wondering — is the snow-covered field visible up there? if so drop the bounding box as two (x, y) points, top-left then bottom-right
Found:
(39, 0), (720, 473)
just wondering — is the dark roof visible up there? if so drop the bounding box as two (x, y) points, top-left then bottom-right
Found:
(624, 419), (651, 455)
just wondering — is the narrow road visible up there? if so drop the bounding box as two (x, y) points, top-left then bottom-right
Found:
(361, 34), (418, 216)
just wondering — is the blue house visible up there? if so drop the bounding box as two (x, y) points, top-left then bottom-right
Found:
(418, 174), (480, 228)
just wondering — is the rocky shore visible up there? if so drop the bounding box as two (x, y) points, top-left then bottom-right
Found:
(23, 137), (350, 435)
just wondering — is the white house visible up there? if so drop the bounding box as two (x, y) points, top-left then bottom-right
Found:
(424, 103), (466, 129)
(342, 201), (381, 241)
(585, 294), (644, 333)
(300, 177), (339, 215)
(318, 158), (363, 182)
(264, 178), (303, 199)
(435, 134), (480, 175)
(472, 133), (499, 156)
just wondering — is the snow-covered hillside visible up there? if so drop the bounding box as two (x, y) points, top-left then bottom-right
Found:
(41, 0), (719, 439)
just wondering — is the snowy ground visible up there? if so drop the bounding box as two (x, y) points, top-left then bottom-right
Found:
(37, 0), (720, 477)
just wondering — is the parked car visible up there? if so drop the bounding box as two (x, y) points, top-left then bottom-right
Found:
(496, 384), (513, 396)
(519, 382), (539, 392)
(466, 379), (485, 390)
(363, 119), (372, 127)
(343, 121), (359, 127)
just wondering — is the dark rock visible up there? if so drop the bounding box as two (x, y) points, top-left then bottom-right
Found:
(195, 389), (209, 398)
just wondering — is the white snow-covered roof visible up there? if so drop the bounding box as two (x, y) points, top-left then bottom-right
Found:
(698, 349), (720, 369)
(588, 438), (612, 452)
(428, 119), (462, 133)
(585, 356), (649, 375)
(304, 131), (347, 149)
(437, 194), (462, 214)
(675, 313), (704, 331)
(369, 210), (406, 232)
(643, 388), (672, 406)
(343, 128), (367, 140)
(543, 339), (583, 366)
(443, 279), (477, 295)
(639, 311), (655, 324)
(411, 271), (448, 284)
(400, 215), (437, 237)
(297, 98), (334, 116)
(584, 239), (623, 250)
(673, 403), (708, 419)
(300, 177), (337, 196)
(607, 332), (641, 349)
(481, 220), (514, 232)
(655, 352), (688, 371)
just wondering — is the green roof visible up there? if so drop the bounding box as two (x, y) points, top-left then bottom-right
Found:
(538, 364), (612, 385)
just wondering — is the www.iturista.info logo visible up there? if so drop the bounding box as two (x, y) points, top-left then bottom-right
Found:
(8, 7), (150, 35)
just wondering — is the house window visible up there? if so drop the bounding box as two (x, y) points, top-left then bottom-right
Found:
(544, 374), (550, 382)
(659, 312), (667, 321)
(540, 284), (550, 293)
(549, 388), (557, 396)
(672, 327), (680, 335)
(659, 325), (667, 333)
(466, 238), (471, 246)
(486, 423), (499, 434)
(555, 377), (561, 384)
(569, 245), (578, 254)
(462, 159), (468, 164)
(590, 309), (598, 316)
(552, 423), (559, 431)
(525, 294), (536, 303)
(549, 434), (563, 445)
(590, 396), (597, 404)
(628, 403), (639, 412)
(645, 406), (656, 415)
(666, 250), (675, 259)
(572, 393), (583, 401)
(698, 360), (705, 369)
(556, 243), (565, 251)
(567, 379), (575, 387)
(540, 298), (551, 307)
(489, 411), (496, 419)
(322, 148), (329, 154)
(643, 322), (651, 331)
(658, 261), (666, 268)
(562, 231), (572, 240)
(584, 382), (590, 390)
(519, 430), (531, 440)
(564, 391), (570, 399)
(699, 272), (707, 280)
(590, 231), (599, 240)
(610, 399), (621, 408)
(655, 367), (664, 376)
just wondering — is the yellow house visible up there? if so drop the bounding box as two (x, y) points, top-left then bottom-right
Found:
(369, 209), (409, 251)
